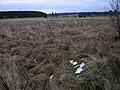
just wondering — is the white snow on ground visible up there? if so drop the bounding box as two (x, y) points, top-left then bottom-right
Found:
(80, 58), (84, 61)
(69, 60), (74, 64)
(69, 58), (85, 74)
(75, 63), (85, 74)
(69, 60), (78, 65)
(50, 75), (54, 80)
(72, 62), (78, 65)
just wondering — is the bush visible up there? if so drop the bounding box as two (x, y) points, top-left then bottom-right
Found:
(108, 0), (120, 39)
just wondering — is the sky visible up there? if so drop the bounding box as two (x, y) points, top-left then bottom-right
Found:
(0, 0), (108, 13)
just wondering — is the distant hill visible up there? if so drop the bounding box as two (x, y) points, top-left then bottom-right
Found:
(0, 11), (47, 19)
(48, 12), (110, 17)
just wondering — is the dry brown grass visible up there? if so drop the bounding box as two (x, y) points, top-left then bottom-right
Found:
(0, 17), (120, 90)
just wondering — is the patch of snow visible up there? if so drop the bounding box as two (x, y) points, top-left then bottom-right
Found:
(80, 63), (85, 68)
(69, 60), (78, 65)
(50, 75), (54, 80)
(75, 68), (84, 74)
(69, 59), (86, 74)
(76, 75), (80, 77)
(72, 62), (78, 65)
(75, 63), (85, 74)
(74, 64), (80, 68)
(69, 60), (74, 64)
(74, 63), (85, 68)
(80, 58), (84, 61)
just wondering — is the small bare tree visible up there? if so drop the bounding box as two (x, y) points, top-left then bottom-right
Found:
(109, 0), (120, 39)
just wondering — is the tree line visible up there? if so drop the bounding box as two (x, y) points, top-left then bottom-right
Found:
(0, 11), (47, 19)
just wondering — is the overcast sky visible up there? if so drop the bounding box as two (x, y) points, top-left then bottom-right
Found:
(0, 0), (107, 13)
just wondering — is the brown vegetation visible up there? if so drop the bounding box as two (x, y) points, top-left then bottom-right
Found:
(0, 17), (120, 90)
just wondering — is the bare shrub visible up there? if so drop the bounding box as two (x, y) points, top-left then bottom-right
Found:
(108, 0), (120, 39)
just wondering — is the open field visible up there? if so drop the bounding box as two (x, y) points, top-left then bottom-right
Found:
(0, 17), (120, 90)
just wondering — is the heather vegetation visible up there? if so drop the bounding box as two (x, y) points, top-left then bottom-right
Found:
(0, 17), (120, 90)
